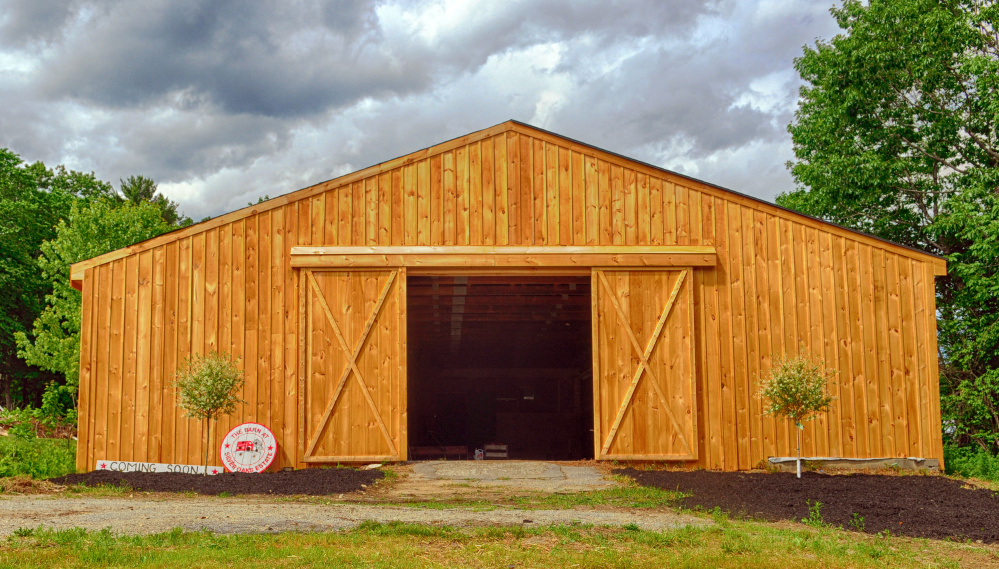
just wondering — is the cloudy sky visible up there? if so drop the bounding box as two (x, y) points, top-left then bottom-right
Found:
(0, 0), (842, 221)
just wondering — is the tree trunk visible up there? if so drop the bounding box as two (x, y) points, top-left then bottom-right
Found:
(796, 426), (802, 479)
(0, 371), (10, 410)
(204, 419), (211, 476)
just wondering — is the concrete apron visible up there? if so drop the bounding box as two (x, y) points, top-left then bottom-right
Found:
(410, 461), (617, 492)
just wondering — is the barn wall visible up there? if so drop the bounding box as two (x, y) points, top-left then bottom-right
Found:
(76, 124), (944, 472)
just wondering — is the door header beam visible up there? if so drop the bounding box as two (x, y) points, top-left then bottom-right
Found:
(290, 246), (716, 272)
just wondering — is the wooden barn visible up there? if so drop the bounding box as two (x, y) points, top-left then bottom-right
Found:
(69, 120), (947, 472)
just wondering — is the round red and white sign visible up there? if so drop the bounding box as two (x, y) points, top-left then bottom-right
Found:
(220, 422), (277, 473)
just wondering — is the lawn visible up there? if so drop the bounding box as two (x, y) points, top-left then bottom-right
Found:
(0, 437), (75, 479)
(395, 481), (688, 511)
(2, 441), (998, 567)
(0, 520), (990, 568)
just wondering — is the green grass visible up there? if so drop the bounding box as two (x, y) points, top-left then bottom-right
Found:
(0, 520), (981, 568)
(944, 444), (999, 482)
(512, 483), (688, 509)
(386, 483), (686, 511)
(379, 467), (399, 482)
(398, 499), (498, 511)
(63, 483), (137, 497)
(381, 477), (687, 511)
(0, 437), (76, 479)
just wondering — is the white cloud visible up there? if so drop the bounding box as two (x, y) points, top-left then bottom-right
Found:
(0, 0), (843, 220)
(731, 70), (797, 116)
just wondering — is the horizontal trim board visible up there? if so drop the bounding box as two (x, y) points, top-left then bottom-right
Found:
(302, 456), (397, 463)
(599, 454), (697, 461)
(293, 245), (716, 254)
(408, 268), (592, 276)
(290, 246), (717, 269)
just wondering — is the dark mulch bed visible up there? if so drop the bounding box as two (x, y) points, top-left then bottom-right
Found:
(615, 468), (999, 542)
(49, 468), (384, 496)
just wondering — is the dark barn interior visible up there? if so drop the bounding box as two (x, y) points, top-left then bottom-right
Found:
(407, 276), (593, 460)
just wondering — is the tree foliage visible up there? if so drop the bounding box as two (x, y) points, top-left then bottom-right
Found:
(173, 352), (247, 422)
(0, 149), (115, 407)
(760, 349), (835, 478)
(780, 0), (999, 451)
(760, 351), (835, 430)
(1, 145), (191, 412)
(173, 352), (246, 474)
(119, 175), (192, 227)
(14, 200), (172, 395)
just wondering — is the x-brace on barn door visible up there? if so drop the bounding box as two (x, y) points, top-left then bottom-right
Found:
(299, 268), (407, 463)
(592, 268), (697, 460)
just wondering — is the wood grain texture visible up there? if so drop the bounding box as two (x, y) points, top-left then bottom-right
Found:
(93, 263), (111, 465)
(71, 121), (944, 284)
(594, 269), (696, 460)
(302, 270), (405, 460)
(73, 124), (945, 471)
(76, 268), (94, 471)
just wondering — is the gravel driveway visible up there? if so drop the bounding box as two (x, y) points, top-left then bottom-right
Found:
(0, 495), (706, 535)
(1, 462), (706, 536)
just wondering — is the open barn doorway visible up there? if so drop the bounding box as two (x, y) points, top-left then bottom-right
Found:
(407, 275), (593, 461)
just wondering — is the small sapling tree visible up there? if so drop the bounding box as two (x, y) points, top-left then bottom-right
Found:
(173, 351), (246, 475)
(760, 348), (834, 478)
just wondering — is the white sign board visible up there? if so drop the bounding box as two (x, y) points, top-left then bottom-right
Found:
(220, 422), (277, 473)
(95, 460), (222, 475)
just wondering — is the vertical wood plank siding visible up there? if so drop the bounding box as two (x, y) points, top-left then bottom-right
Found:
(76, 124), (945, 471)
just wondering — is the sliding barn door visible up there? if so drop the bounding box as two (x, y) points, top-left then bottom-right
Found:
(300, 269), (407, 463)
(592, 268), (696, 460)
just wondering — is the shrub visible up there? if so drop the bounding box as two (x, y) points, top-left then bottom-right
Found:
(760, 347), (834, 478)
(41, 382), (76, 420)
(0, 382), (77, 439)
(0, 437), (76, 479)
(850, 513), (866, 532)
(173, 351), (246, 475)
(801, 500), (827, 528)
(944, 444), (999, 482)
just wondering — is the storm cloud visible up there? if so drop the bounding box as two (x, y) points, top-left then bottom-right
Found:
(0, 0), (841, 220)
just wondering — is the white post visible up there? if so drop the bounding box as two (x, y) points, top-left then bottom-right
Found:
(204, 419), (211, 477)
(796, 426), (802, 479)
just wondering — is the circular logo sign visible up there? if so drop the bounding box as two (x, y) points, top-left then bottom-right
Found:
(220, 422), (277, 473)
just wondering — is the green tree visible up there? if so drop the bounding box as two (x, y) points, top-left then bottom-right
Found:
(781, 0), (999, 452)
(0, 149), (115, 407)
(14, 200), (171, 399)
(760, 350), (835, 478)
(173, 352), (246, 475)
(119, 175), (192, 227)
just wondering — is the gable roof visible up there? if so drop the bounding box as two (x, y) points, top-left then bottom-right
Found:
(70, 119), (946, 285)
